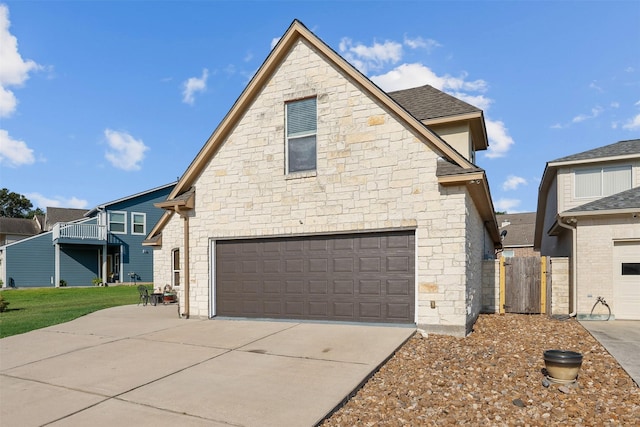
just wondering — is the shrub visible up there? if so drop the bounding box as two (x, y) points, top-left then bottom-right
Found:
(59, 279), (67, 287)
(0, 294), (9, 312)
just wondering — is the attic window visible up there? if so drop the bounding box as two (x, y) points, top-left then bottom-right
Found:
(286, 97), (317, 174)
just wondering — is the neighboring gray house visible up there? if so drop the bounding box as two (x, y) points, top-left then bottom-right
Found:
(534, 139), (640, 320)
(0, 217), (43, 246)
(497, 212), (538, 258)
(145, 20), (500, 337)
(1, 183), (175, 288)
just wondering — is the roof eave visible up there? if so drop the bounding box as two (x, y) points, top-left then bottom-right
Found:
(438, 172), (501, 244)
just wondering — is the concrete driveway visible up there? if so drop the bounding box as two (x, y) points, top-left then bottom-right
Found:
(580, 320), (640, 387)
(0, 305), (414, 426)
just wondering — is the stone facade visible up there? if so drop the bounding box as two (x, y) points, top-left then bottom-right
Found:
(153, 38), (495, 336)
(482, 259), (500, 313)
(549, 257), (570, 316)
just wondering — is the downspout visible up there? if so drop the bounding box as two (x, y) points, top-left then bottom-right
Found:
(557, 217), (577, 317)
(177, 208), (190, 319)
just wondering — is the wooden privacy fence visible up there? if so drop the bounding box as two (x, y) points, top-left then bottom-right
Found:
(499, 256), (548, 314)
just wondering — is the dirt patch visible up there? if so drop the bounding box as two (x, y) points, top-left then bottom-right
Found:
(322, 314), (640, 425)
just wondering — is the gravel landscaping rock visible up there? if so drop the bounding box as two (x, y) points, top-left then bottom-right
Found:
(322, 314), (640, 426)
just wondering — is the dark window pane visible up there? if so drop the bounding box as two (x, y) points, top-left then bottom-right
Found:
(288, 135), (316, 172)
(622, 263), (640, 275)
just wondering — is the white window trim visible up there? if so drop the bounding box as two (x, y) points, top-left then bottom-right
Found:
(131, 212), (146, 235)
(109, 211), (127, 234)
(285, 97), (317, 175)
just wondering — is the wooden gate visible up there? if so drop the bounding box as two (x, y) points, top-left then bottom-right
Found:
(503, 257), (542, 314)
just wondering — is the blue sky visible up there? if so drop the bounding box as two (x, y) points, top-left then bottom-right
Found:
(1, 1), (639, 214)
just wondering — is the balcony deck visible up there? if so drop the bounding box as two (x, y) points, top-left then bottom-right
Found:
(52, 222), (107, 244)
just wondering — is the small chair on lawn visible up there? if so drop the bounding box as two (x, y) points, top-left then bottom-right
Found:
(137, 285), (150, 306)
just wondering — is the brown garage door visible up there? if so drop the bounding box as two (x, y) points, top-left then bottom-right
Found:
(215, 230), (414, 323)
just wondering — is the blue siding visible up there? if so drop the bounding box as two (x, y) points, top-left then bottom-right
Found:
(5, 233), (56, 287)
(105, 185), (173, 284)
(3, 183), (174, 288)
(60, 245), (100, 286)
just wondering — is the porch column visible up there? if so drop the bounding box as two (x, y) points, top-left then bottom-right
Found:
(102, 243), (108, 284)
(54, 243), (60, 287)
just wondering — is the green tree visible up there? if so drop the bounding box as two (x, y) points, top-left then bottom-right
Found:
(0, 188), (43, 218)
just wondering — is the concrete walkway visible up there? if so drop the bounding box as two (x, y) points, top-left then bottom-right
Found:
(0, 305), (414, 426)
(580, 320), (640, 387)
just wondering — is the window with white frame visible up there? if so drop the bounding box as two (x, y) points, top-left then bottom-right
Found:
(575, 165), (632, 198)
(286, 97), (317, 173)
(131, 212), (146, 235)
(109, 211), (126, 234)
(172, 248), (180, 287)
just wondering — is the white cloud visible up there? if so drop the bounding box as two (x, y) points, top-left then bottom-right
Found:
(0, 129), (34, 167)
(572, 106), (603, 123)
(588, 81), (603, 92)
(346, 34), (513, 158)
(270, 37), (280, 49)
(339, 38), (403, 74)
(622, 113), (640, 130)
(403, 36), (441, 52)
(371, 63), (487, 95)
(502, 175), (527, 191)
(495, 198), (521, 213)
(0, 4), (41, 117)
(484, 119), (514, 159)
(104, 129), (149, 171)
(26, 193), (88, 209)
(182, 68), (209, 105)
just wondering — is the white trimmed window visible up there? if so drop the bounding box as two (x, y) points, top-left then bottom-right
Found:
(172, 248), (180, 287)
(575, 165), (632, 198)
(131, 212), (146, 235)
(286, 97), (317, 173)
(109, 211), (126, 234)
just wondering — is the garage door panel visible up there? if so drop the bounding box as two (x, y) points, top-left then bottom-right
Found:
(216, 231), (414, 323)
(387, 256), (410, 272)
(387, 279), (410, 296)
(359, 257), (381, 273)
(359, 279), (381, 295)
(263, 260), (281, 273)
(359, 302), (382, 318)
(285, 259), (304, 273)
(333, 280), (354, 294)
(309, 280), (328, 294)
(388, 234), (411, 248)
(387, 303), (411, 319)
(263, 280), (281, 293)
(309, 258), (328, 272)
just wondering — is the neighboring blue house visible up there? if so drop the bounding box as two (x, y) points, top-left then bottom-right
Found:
(0, 182), (175, 288)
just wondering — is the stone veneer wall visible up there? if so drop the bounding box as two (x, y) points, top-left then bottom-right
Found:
(482, 259), (500, 313)
(153, 39), (487, 334)
(549, 257), (570, 316)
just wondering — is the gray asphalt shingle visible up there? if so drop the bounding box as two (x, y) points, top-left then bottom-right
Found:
(551, 139), (640, 163)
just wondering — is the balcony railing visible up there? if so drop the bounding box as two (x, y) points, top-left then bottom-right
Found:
(53, 222), (107, 241)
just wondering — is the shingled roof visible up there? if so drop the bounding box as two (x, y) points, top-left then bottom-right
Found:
(388, 84), (481, 121)
(44, 207), (89, 230)
(551, 139), (640, 163)
(0, 217), (42, 237)
(497, 213), (536, 247)
(566, 186), (640, 213)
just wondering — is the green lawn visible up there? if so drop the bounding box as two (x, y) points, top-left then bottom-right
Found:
(0, 285), (152, 338)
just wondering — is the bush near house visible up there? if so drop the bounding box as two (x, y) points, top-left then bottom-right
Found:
(0, 285), (152, 338)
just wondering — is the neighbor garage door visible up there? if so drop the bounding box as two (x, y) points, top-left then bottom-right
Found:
(613, 241), (640, 320)
(215, 230), (414, 323)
